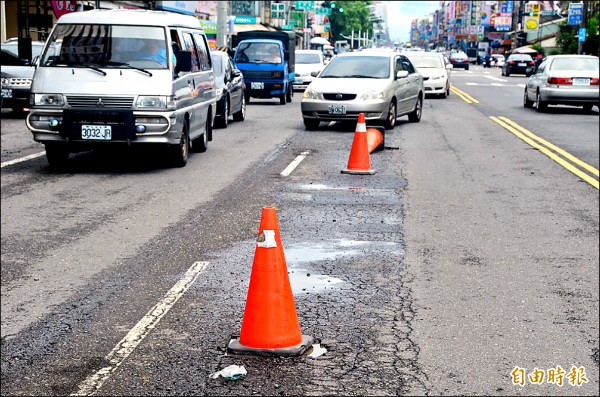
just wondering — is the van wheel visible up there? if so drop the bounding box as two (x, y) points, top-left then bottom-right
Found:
(286, 85), (292, 102)
(191, 117), (208, 153)
(45, 143), (70, 168)
(233, 94), (246, 121)
(171, 123), (189, 167)
(279, 93), (286, 105)
(408, 96), (422, 122)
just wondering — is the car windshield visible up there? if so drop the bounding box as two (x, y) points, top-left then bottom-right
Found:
(550, 57), (599, 71)
(234, 42), (281, 64)
(297, 53), (321, 64)
(320, 56), (390, 79)
(408, 56), (443, 68)
(40, 24), (170, 69)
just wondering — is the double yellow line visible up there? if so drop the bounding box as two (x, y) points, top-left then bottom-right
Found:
(450, 84), (479, 103)
(490, 116), (599, 189)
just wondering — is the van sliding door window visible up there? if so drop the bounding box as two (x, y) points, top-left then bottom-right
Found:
(182, 33), (199, 72)
(192, 33), (212, 71)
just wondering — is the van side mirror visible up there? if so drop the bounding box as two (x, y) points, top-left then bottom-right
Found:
(175, 50), (192, 73)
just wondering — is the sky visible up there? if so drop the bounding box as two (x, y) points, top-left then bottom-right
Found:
(385, 1), (440, 43)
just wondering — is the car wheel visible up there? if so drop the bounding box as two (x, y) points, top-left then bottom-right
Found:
(191, 117), (209, 153)
(535, 91), (547, 113)
(170, 122), (189, 167)
(465, 65), (469, 71)
(408, 95), (422, 123)
(215, 96), (229, 128)
(45, 143), (70, 168)
(506, 69), (510, 77)
(245, 93), (251, 104)
(233, 93), (246, 121)
(303, 118), (320, 130)
(384, 101), (397, 130)
(523, 87), (533, 108)
(446, 84), (450, 96)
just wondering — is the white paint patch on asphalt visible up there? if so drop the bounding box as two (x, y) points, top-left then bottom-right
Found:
(1, 151), (45, 168)
(280, 150), (310, 177)
(71, 261), (209, 396)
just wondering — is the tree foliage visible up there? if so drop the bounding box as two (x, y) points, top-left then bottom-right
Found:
(329, 1), (372, 43)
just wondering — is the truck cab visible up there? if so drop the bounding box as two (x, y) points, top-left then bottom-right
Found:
(232, 30), (295, 105)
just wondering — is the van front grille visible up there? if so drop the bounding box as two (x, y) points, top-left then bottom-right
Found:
(66, 96), (134, 109)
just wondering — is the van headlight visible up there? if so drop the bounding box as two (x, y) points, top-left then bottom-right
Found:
(272, 71), (283, 78)
(136, 95), (168, 109)
(359, 90), (385, 100)
(303, 88), (322, 100)
(33, 93), (65, 106)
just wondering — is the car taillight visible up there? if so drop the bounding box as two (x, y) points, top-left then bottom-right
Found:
(509, 61), (517, 65)
(591, 78), (599, 85)
(548, 77), (573, 85)
(528, 61), (534, 65)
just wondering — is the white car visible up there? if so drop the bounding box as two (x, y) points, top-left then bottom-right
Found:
(293, 50), (325, 91)
(404, 52), (452, 98)
(491, 54), (505, 68)
(301, 50), (424, 130)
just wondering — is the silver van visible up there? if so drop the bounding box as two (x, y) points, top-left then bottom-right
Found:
(26, 9), (216, 167)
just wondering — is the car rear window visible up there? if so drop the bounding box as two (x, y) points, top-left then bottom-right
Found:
(297, 53), (322, 64)
(550, 57), (600, 71)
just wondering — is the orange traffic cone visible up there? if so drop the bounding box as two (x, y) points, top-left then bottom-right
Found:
(366, 127), (385, 154)
(227, 207), (313, 357)
(341, 113), (377, 175)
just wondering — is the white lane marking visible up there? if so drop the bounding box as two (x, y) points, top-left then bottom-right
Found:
(280, 150), (310, 177)
(484, 76), (507, 82)
(1, 151), (45, 168)
(466, 82), (479, 85)
(71, 261), (209, 396)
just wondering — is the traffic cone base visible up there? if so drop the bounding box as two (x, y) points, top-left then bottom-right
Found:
(227, 206), (313, 357)
(227, 334), (314, 357)
(341, 113), (376, 175)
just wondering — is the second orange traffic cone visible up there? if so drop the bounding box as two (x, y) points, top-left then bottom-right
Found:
(341, 113), (377, 175)
(227, 206), (313, 357)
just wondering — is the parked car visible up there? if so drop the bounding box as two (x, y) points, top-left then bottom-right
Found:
(293, 49), (325, 91)
(502, 53), (535, 76)
(1, 40), (56, 113)
(523, 54), (599, 112)
(448, 51), (469, 70)
(301, 50), (424, 130)
(491, 54), (505, 68)
(210, 50), (246, 128)
(404, 51), (452, 98)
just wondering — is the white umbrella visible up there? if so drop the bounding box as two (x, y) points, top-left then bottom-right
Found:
(310, 37), (330, 46)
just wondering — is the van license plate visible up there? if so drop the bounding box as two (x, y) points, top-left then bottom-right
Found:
(328, 105), (346, 115)
(1, 89), (12, 98)
(251, 82), (264, 89)
(82, 125), (112, 140)
(573, 78), (590, 86)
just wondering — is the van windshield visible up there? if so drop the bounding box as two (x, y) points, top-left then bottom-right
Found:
(40, 24), (171, 69)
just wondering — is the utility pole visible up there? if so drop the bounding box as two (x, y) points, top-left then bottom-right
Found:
(217, 1), (228, 48)
(577, 1), (587, 54)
